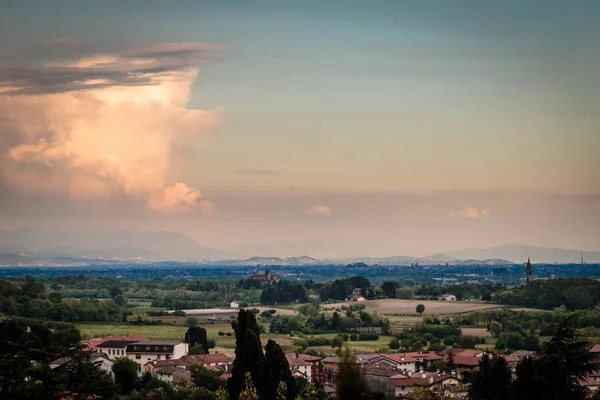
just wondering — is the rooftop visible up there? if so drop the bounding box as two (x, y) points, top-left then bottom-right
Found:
(96, 340), (139, 349)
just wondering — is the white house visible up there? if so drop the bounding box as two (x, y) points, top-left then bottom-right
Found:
(230, 301), (240, 309)
(285, 352), (313, 382)
(440, 294), (457, 301)
(50, 353), (114, 378)
(126, 341), (189, 376)
(154, 366), (192, 386)
(96, 340), (138, 360)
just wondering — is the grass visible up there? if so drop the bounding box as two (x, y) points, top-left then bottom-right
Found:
(77, 323), (187, 341)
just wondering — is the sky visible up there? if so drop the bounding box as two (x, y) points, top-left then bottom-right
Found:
(0, 1), (599, 257)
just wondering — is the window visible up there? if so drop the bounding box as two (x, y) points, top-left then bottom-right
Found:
(136, 355), (141, 360)
(166, 355), (170, 360)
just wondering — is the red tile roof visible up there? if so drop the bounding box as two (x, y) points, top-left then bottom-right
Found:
(390, 372), (452, 388)
(285, 353), (313, 367)
(180, 353), (232, 364)
(590, 344), (600, 353)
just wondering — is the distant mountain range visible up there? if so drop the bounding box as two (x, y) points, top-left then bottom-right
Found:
(0, 229), (598, 265)
(0, 228), (232, 261)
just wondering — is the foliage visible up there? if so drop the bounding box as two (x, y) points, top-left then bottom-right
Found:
(191, 365), (225, 392)
(495, 278), (600, 310)
(185, 326), (209, 354)
(114, 357), (140, 394)
(228, 310), (266, 400)
(239, 373), (259, 400)
(261, 281), (307, 305)
(319, 276), (371, 301)
(416, 304), (425, 316)
(335, 347), (370, 400)
(468, 354), (512, 400)
(389, 338), (400, 349)
(0, 319), (116, 399)
(410, 386), (440, 400)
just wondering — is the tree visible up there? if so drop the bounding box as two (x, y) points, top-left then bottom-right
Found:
(389, 338), (400, 350)
(523, 334), (541, 352)
(0, 319), (115, 399)
(239, 373), (259, 400)
(396, 287), (415, 300)
(468, 354), (512, 400)
(381, 281), (398, 298)
(513, 314), (600, 400)
(48, 292), (63, 303)
(190, 343), (208, 355)
(331, 335), (344, 349)
(187, 317), (199, 328)
(489, 321), (502, 338)
(113, 356), (139, 394)
(335, 347), (370, 400)
(191, 365), (225, 391)
(185, 326), (209, 354)
(114, 294), (127, 306)
(228, 310), (267, 400)
(446, 349), (456, 372)
(410, 386), (440, 400)
(416, 304), (425, 316)
(496, 332), (524, 351)
(331, 311), (341, 329)
(264, 339), (297, 400)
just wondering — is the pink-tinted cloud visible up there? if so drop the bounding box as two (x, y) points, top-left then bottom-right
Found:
(305, 205), (332, 216)
(147, 183), (215, 214)
(450, 205), (491, 219)
(0, 42), (221, 213)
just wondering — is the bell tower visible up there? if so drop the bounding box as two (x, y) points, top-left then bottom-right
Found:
(526, 257), (532, 283)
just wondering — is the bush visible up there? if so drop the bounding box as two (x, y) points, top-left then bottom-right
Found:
(357, 333), (379, 341)
(389, 338), (400, 349)
(350, 334), (358, 341)
(173, 310), (186, 317)
(443, 336), (457, 346)
(458, 335), (480, 349)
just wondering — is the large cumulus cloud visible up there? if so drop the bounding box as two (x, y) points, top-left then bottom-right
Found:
(0, 41), (222, 214)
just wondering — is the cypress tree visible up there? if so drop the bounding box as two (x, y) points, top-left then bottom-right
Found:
(264, 339), (297, 400)
(228, 309), (268, 400)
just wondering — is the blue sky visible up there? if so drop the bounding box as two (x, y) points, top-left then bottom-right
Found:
(1, 1), (599, 255)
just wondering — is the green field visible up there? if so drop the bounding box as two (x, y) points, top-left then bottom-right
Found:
(77, 323), (188, 341)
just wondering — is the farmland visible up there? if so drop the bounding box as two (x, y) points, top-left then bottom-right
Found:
(322, 298), (500, 315)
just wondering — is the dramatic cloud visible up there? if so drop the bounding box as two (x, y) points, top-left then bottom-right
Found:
(0, 41), (222, 213)
(305, 205), (332, 217)
(450, 206), (491, 219)
(147, 182), (216, 214)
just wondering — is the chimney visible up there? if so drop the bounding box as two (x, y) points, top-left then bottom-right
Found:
(408, 371), (412, 377)
(428, 376), (434, 384)
(451, 370), (456, 376)
(422, 373), (427, 378)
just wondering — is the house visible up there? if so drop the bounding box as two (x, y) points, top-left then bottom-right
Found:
(230, 301), (240, 309)
(154, 366), (193, 386)
(50, 352), (114, 378)
(96, 340), (139, 360)
(251, 269), (280, 282)
(445, 350), (484, 377)
(370, 352), (443, 373)
(145, 353), (232, 379)
(126, 341), (189, 375)
(590, 344), (600, 353)
(439, 294), (457, 301)
(285, 352), (323, 382)
(321, 356), (341, 384)
(362, 364), (400, 395)
(285, 352), (316, 382)
(180, 353), (233, 371)
(391, 371), (461, 397)
(355, 296), (366, 302)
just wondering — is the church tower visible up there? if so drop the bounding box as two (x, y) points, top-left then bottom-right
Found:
(526, 257), (532, 283)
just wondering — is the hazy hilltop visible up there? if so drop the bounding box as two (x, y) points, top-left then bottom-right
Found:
(447, 244), (600, 264)
(0, 228), (230, 260)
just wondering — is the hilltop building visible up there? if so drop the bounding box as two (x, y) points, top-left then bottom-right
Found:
(526, 258), (533, 283)
(251, 269), (280, 282)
